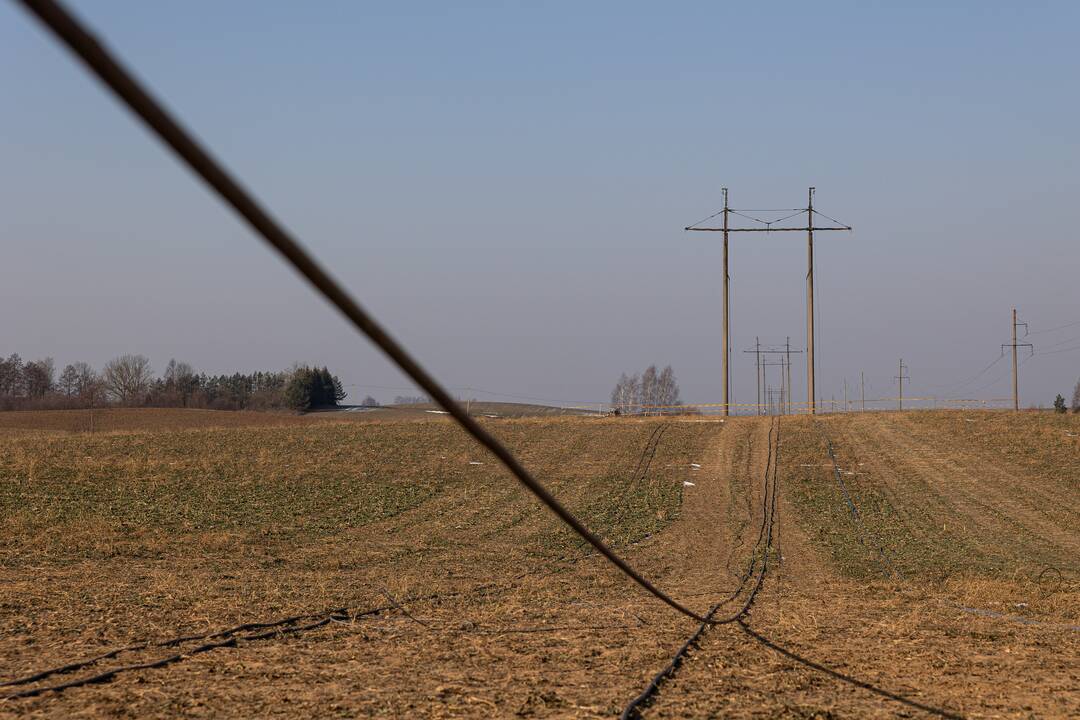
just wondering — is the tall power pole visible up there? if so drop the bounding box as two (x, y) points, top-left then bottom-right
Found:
(895, 359), (910, 410)
(806, 188), (816, 415)
(860, 371), (865, 411)
(1003, 308), (1032, 411)
(721, 189), (730, 416)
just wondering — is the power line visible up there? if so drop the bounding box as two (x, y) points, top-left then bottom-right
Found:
(924, 352), (1005, 393)
(1036, 344), (1080, 356)
(1027, 319), (1080, 336)
(15, 0), (719, 625)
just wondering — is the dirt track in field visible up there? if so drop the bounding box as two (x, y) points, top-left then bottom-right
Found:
(1, 413), (1078, 718)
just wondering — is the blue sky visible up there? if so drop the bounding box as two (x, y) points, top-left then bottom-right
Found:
(3, 1), (1079, 407)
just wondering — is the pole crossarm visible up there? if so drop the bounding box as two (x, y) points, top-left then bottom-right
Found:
(685, 226), (851, 232)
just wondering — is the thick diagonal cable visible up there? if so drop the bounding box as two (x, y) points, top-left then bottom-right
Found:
(14, 0), (715, 625)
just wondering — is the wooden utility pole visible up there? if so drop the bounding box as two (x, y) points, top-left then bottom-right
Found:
(785, 337), (793, 415)
(1012, 309), (1018, 411)
(895, 359), (910, 410)
(807, 188), (816, 415)
(844, 378), (849, 412)
(755, 337), (762, 414)
(686, 188), (850, 416)
(860, 371), (865, 411)
(1002, 308), (1032, 411)
(722, 189), (730, 416)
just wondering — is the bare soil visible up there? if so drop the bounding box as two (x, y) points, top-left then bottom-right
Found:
(0, 411), (1077, 718)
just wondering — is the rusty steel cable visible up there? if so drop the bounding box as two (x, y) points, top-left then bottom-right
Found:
(13, 0), (723, 626)
(621, 419), (781, 720)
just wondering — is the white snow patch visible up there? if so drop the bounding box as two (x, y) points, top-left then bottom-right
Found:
(683, 481), (696, 487)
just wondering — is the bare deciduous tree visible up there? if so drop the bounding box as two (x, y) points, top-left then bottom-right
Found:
(656, 365), (681, 408)
(163, 359), (198, 407)
(640, 365), (659, 414)
(23, 357), (55, 398)
(59, 362), (98, 399)
(611, 372), (640, 413)
(102, 354), (153, 405)
(612, 366), (680, 415)
(0, 353), (24, 397)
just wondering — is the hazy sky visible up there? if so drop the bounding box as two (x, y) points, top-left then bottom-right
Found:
(3, 1), (1079, 408)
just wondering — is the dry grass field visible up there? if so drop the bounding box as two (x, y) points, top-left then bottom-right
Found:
(0, 409), (1077, 718)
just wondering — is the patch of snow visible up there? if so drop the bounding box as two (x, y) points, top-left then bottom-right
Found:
(683, 481), (695, 487)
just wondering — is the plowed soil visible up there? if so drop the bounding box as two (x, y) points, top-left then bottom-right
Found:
(1, 410), (1077, 718)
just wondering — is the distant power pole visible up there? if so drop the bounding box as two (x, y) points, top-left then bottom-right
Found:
(755, 337), (761, 414)
(895, 359), (910, 411)
(843, 378), (849, 412)
(747, 344), (804, 415)
(785, 337), (794, 415)
(1003, 307), (1033, 411)
(860, 371), (865, 411)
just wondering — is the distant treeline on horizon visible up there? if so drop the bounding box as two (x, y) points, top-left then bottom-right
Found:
(0, 353), (345, 412)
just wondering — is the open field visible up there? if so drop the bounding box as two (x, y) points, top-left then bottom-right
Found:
(0, 410), (1077, 718)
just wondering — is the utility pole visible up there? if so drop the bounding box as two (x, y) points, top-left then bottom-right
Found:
(780, 355), (787, 415)
(785, 337), (793, 415)
(895, 359), (910, 411)
(686, 189), (851, 417)
(756, 337), (762, 414)
(722, 189), (730, 416)
(860, 371), (865, 411)
(806, 188), (816, 415)
(1002, 308), (1032, 411)
(844, 378), (849, 412)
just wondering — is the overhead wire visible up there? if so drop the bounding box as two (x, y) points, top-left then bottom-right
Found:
(684, 208), (724, 230)
(1026, 319), (1080, 336)
(14, 0), (723, 626)
(927, 352), (1006, 394)
(811, 208), (852, 229)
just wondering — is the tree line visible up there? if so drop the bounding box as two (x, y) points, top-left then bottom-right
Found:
(0, 353), (346, 412)
(610, 365), (681, 414)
